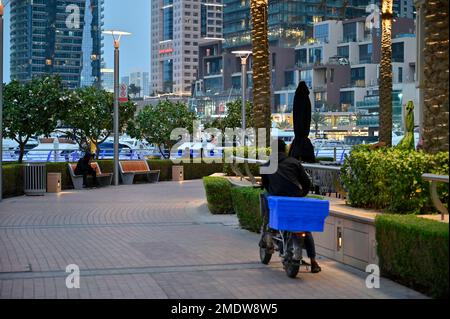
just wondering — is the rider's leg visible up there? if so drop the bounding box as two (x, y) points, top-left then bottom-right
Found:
(304, 232), (321, 273)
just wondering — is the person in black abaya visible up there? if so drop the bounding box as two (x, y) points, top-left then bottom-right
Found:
(288, 81), (316, 164)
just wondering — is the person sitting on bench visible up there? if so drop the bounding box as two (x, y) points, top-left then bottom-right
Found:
(75, 153), (98, 188)
(261, 139), (322, 273)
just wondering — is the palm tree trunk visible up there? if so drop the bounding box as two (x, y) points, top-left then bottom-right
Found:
(251, 0), (271, 144)
(379, 0), (393, 146)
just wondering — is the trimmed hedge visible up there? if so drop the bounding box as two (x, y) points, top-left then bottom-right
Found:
(341, 146), (449, 214)
(202, 177), (234, 214)
(376, 214), (449, 298)
(184, 163), (224, 180)
(231, 187), (264, 233)
(2, 164), (24, 198)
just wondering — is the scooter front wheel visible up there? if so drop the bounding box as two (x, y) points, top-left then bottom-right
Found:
(284, 261), (300, 278)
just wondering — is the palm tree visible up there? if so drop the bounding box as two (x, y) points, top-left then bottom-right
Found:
(251, 0), (271, 143)
(379, 0), (393, 146)
(312, 111), (326, 137)
(277, 120), (292, 130)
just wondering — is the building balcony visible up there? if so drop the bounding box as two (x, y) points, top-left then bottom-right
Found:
(356, 116), (379, 127)
(313, 85), (327, 92)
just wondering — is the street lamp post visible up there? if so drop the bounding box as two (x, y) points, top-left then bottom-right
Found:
(0, 0), (10, 202)
(232, 51), (252, 144)
(103, 30), (131, 186)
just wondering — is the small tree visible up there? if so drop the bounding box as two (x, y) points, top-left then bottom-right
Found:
(128, 84), (141, 98)
(131, 100), (197, 159)
(61, 86), (136, 154)
(2, 77), (64, 163)
(312, 111), (326, 137)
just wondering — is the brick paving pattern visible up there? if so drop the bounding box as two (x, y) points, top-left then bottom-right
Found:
(0, 181), (426, 299)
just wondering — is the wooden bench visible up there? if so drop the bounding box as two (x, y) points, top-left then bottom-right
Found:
(119, 160), (160, 185)
(68, 163), (113, 190)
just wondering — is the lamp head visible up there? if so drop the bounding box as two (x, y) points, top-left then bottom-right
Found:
(103, 30), (132, 47)
(232, 50), (252, 58)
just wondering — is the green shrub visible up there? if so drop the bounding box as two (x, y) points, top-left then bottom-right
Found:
(341, 146), (449, 214)
(2, 164), (24, 198)
(203, 177), (234, 214)
(376, 214), (449, 298)
(231, 187), (264, 232)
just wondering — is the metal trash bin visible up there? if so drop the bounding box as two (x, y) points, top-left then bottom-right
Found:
(24, 164), (46, 196)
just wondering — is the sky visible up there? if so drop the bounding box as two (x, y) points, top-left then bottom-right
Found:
(1, 0), (151, 82)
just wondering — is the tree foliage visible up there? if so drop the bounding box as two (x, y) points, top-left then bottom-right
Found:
(130, 100), (197, 158)
(61, 86), (136, 152)
(2, 76), (64, 163)
(204, 99), (254, 132)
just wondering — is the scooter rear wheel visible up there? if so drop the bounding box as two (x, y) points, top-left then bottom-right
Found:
(259, 247), (272, 265)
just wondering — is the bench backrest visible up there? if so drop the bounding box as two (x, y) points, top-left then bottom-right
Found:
(69, 162), (102, 176)
(120, 161), (149, 173)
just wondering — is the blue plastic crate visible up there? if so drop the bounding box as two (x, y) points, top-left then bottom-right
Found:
(268, 196), (330, 232)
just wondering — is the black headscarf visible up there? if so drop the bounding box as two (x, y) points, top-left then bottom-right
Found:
(288, 81), (316, 163)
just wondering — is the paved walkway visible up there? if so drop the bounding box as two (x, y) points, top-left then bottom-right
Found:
(0, 181), (426, 299)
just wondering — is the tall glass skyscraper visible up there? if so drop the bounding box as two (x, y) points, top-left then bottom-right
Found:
(10, 0), (104, 89)
(223, 0), (374, 49)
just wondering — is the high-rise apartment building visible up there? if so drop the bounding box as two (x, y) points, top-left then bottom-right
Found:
(393, 0), (415, 19)
(223, 0), (372, 49)
(101, 68), (114, 93)
(10, 0), (104, 89)
(151, 0), (223, 96)
(128, 71), (150, 97)
(142, 72), (150, 96)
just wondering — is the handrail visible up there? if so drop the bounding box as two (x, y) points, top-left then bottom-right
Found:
(422, 173), (449, 221)
(303, 163), (342, 172)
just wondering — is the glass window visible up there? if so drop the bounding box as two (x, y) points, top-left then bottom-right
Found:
(337, 46), (349, 58)
(314, 24), (329, 43)
(301, 70), (312, 88)
(392, 42), (404, 62)
(309, 48), (322, 64)
(295, 49), (307, 66)
(340, 91), (355, 110)
(398, 67), (403, 83)
(204, 77), (223, 93)
(351, 67), (365, 86)
(163, 59), (173, 92)
(359, 44), (372, 63)
(163, 7), (173, 40)
(284, 71), (295, 87)
(343, 22), (356, 42)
